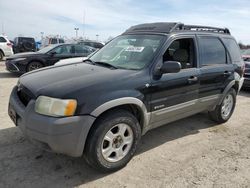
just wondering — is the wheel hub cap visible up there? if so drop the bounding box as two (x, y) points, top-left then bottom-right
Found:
(221, 94), (233, 119)
(101, 123), (134, 163)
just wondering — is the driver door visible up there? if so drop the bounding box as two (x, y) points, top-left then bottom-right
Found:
(149, 36), (201, 128)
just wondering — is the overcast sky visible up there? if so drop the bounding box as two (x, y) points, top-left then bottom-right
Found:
(0, 0), (250, 43)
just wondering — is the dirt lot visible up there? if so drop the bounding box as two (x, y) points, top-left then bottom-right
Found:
(0, 61), (250, 188)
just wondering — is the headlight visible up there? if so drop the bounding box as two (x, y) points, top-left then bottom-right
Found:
(35, 96), (77, 117)
(13, 58), (26, 61)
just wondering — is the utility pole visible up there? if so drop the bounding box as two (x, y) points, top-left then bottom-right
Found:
(74, 28), (79, 39)
(96, 34), (99, 41)
(82, 10), (86, 38)
(40, 32), (44, 40)
(1, 22), (5, 35)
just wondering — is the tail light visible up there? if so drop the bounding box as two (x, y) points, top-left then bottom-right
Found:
(7, 43), (12, 47)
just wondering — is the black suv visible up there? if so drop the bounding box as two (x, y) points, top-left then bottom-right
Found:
(8, 22), (244, 172)
(13, 37), (36, 53)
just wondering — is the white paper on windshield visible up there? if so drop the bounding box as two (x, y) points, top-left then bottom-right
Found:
(125, 46), (145, 52)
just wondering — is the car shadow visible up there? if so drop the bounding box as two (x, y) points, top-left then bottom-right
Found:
(0, 113), (218, 187)
(239, 89), (250, 97)
(0, 72), (21, 78)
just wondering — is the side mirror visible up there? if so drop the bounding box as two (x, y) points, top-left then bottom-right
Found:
(160, 61), (181, 74)
(50, 51), (57, 56)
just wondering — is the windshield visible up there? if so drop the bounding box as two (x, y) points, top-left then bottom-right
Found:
(90, 35), (165, 70)
(38, 45), (59, 53)
(242, 49), (250, 55)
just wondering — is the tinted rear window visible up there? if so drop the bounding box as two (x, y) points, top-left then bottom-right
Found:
(199, 37), (227, 66)
(222, 38), (242, 62)
(0, 37), (7, 42)
(19, 37), (35, 43)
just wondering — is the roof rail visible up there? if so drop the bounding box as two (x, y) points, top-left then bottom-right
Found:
(179, 24), (230, 35)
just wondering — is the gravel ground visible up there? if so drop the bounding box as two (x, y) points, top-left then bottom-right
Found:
(0, 61), (250, 188)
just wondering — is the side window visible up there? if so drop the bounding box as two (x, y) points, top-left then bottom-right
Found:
(50, 38), (57, 44)
(74, 45), (89, 54)
(0, 37), (7, 43)
(163, 38), (196, 69)
(199, 37), (226, 66)
(222, 38), (242, 62)
(51, 45), (72, 55)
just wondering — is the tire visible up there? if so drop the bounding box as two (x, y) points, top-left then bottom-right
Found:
(26, 61), (43, 72)
(0, 51), (4, 61)
(209, 88), (236, 123)
(84, 109), (141, 172)
(23, 42), (33, 51)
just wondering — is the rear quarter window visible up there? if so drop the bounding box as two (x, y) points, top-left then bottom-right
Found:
(222, 38), (242, 62)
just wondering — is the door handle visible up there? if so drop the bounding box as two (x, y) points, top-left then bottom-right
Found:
(188, 76), (198, 83)
(223, 71), (232, 76)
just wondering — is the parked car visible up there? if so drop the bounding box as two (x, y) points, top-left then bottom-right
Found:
(8, 22), (244, 172)
(54, 47), (97, 66)
(13, 37), (36, 53)
(0, 35), (14, 60)
(41, 37), (65, 48)
(5, 43), (94, 73)
(78, 40), (104, 49)
(242, 49), (250, 61)
(243, 61), (250, 88)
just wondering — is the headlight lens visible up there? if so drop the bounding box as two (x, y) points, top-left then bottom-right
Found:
(13, 58), (26, 61)
(35, 96), (77, 117)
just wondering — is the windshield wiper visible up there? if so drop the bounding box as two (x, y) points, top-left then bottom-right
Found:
(94, 61), (118, 69)
(83, 59), (118, 69)
(82, 59), (95, 65)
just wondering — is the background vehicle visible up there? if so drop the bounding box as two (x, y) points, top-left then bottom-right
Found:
(0, 35), (14, 60)
(242, 49), (250, 61)
(13, 37), (36, 53)
(78, 40), (104, 49)
(243, 61), (250, 88)
(41, 37), (65, 48)
(5, 43), (94, 73)
(8, 22), (244, 172)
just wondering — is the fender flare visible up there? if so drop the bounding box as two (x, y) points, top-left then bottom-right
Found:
(90, 97), (150, 133)
(218, 80), (236, 104)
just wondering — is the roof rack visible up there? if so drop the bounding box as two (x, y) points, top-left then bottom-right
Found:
(122, 22), (230, 35)
(182, 24), (230, 34)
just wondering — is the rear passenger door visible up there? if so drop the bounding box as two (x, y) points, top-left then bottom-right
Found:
(197, 36), (235, 99)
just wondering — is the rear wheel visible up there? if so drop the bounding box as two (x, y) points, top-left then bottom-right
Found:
(209, 88), (236, 123)
(27, 61), (43, 72)
(0, 51), (4, 61)
(84, 110), (141, 172)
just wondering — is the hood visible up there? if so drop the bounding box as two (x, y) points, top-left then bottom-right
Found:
(7, 52), (40, 59)
(54, 57), (87, 66)
(19, 63), (140, 99)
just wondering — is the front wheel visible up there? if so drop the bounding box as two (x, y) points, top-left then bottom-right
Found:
(209, 88), (236, 123)
(27, 61), (43, 72)
(84, 110), (141, 172)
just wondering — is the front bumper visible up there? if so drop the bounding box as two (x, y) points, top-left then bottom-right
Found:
(8, 86), (96, 157)
(5, 60), (26, 73)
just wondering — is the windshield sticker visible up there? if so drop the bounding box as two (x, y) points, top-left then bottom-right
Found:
(125, 46), (145, 52)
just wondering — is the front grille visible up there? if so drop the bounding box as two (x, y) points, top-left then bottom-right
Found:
(17, 86), (34, 106)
